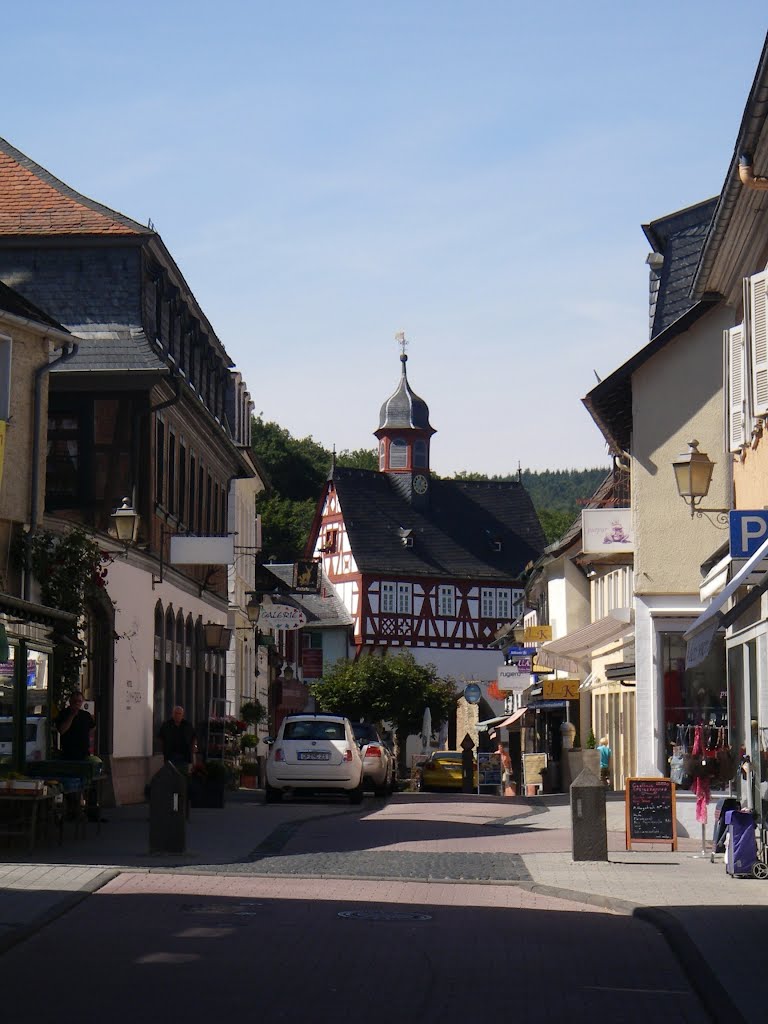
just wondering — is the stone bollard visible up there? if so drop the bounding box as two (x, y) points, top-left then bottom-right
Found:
(570, 766), (607, 861)
(149, 762), (187, 854)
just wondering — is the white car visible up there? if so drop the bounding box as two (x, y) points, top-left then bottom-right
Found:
(265, 713), (364, 803)
(0, 717), (48, 763)
(352, 722), (396, 797)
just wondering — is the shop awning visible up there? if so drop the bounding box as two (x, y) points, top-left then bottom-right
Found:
(536, 609), (634, 673)
(684, 534), (768, 668)
(0, 591), (77, 628)
(497, 707), (528, 729)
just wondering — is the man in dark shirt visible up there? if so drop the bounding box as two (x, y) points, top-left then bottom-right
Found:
(158, 706), (197, 768)
(57, 691), (95, 759)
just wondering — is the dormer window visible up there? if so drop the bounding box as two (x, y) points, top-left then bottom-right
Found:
(389, 438), (408, 469)
(399, 527), (414, 548)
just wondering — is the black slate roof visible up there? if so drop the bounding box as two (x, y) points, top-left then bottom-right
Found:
(377, 354), (435, 434)
(0, 279), (68, 332)
(584, 198), (719, 454)
(642, 198), (718, 339)
(329, 468), (545, 580)
(264, 564), (353, 628)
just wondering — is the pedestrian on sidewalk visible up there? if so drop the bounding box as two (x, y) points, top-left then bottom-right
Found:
(56, 690), (95, 760)
(158, 706), (197, 770)
(597, 736), (611, 787)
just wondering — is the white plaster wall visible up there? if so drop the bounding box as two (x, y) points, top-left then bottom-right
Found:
(322, 630), (350, 673)
(108, 558), (227, 758)
(633, 307), (732, 596)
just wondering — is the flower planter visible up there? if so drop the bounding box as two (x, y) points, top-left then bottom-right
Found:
(239, 775), (258, 789)
(188, 777), (226, 808)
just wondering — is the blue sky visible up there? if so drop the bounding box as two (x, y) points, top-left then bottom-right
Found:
(4, 3), (764, 473)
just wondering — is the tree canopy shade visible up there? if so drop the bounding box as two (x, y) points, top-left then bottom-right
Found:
(310, 651), (457, 772)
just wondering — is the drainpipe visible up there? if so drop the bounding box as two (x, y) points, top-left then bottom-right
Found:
(738, 154), (768, 191)
(25, 341), (79, 600)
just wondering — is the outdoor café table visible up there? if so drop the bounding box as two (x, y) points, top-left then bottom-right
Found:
(0, 791), (58, 852)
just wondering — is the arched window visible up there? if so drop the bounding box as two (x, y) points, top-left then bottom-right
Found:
(165, 607), (175, 722)
(389, 438), (408, 469)
(414, 440), (427, 468)
(153, 602), (164, 750)
(176, 610), (185, 717)
(379, 440), (386, 470)
(185, 614), (194, 721)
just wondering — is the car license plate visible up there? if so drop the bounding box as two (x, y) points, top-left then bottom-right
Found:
(298, 751), (330, 761)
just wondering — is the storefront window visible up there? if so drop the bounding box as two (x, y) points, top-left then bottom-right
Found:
(661, 630), (726, 747)
(0, 645), (14, 718)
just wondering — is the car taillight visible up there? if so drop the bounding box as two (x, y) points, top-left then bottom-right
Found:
(343, 749), (353, 762)
(274, 747), (284, 762)
(366, 745), (382, 758)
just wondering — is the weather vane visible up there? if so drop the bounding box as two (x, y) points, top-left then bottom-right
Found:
(395, 330), (408, 357)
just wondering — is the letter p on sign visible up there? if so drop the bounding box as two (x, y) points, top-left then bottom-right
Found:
(730, 511), (768, 558)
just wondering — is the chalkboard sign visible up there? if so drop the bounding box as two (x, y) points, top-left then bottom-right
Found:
(625, 777), (677, 851)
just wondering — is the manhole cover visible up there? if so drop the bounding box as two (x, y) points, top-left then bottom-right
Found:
(182, 903), (262, 916)
(337, 910), (432, 922)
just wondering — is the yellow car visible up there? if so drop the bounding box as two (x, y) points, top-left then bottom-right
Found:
(418, 751), (477, 791)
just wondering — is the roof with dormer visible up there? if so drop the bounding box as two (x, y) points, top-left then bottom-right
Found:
(376, 354), (435, 435)
(310, 467), (545, 581)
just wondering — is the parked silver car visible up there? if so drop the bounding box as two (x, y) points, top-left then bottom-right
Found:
(352, 722), (396, 797)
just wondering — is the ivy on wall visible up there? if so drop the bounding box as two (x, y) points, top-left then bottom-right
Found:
(24, 528), (112, 705)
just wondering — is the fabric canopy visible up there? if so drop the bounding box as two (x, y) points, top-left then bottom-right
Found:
(684, 533), (768, 668)
(497, 707), (528, 729)
(536, 609), (634, 673)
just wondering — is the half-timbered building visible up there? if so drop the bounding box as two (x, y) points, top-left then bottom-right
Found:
(306, 349), (546, 699)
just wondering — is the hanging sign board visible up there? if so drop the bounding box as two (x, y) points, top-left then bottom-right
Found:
(541, 678), (580, 700)
(497, 666), (533, 692)
(625, 777), (677, 851)
(524, 625), (552, 643)
(258, 604), (307, 630)
(582, 509), (633, 553)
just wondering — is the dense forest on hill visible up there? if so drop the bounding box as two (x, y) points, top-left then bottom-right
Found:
(250, 416), (608, 560)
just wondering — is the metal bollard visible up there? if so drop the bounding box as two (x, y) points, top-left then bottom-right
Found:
(149, 762), (187, 854)
(461, 734), (475, 794)
(570, 766), (608, 861)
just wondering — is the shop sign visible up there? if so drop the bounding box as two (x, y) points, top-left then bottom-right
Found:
(524, 625), (552, 642)
(729, 510), (768, 558)
(541, 678), (580, 700)
(582, 508), (633, 553)
(258, 604), (307, 630)
(497, 665), (533, 692)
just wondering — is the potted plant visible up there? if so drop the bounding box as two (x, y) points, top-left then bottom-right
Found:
(240, 733), (258, 753)
(240, 699), (266, 727)
(240, 760), (259, 789)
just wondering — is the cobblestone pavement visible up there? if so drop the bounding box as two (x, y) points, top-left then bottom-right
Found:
(2, 790), (767, 1021)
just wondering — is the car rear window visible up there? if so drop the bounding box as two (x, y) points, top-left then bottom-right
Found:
(352, 724), (378, 742)
(284, 721), (346, 741)
(434, 753), (462, 763)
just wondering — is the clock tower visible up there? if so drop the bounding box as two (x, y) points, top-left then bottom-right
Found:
(374, 334), (435, 509)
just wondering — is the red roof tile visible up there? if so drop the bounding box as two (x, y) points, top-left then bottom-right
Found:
(0, 146), (143, 236)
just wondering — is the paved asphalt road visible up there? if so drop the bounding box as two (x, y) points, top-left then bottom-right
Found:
(0, 795), (710, 1024)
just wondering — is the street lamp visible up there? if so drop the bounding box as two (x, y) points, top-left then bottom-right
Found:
(245, 592), (261, 624)
(110, 497), (139, 546)
(203, 622), (232, 650)
(671, 441), (729, 523)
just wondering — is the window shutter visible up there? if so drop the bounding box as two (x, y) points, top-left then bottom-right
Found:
(749, 271), (768, 415)
(727, 324), (746, 452)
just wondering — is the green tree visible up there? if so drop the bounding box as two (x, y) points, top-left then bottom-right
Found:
(310, 651), (457, 774)
(537, 508), (577, 545)
(337, 447), (377, 470)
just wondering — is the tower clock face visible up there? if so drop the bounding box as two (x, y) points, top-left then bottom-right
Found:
(413, 474), (429, 495)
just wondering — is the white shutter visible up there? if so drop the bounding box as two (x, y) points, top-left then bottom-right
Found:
(749, 271), (768, 415)
(727, 324), (746, 452)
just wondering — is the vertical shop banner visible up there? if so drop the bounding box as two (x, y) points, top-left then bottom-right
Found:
(0, 420), (6, 491)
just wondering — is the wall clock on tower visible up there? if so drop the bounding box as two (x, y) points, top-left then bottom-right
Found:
(413, 474), (429, 495)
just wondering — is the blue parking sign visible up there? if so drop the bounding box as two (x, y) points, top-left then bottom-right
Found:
(729, 510), (768, 558)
